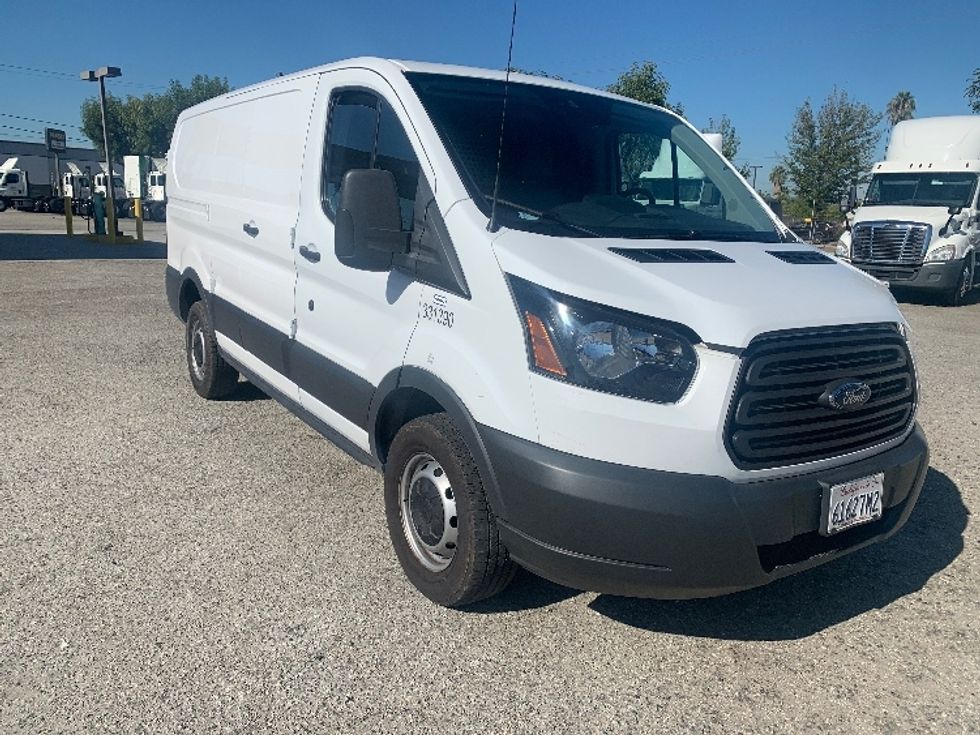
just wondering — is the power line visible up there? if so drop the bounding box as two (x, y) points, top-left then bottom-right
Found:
(0, 62), (167, 91)
(0, 123), (89, 143)
(0, 112), (83, 130)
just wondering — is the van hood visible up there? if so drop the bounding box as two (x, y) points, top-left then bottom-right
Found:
(852, 205), (952, 232)
(491, 231), (901, 349)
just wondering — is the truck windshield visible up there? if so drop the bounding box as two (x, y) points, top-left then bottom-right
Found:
(407, 73), (781, 242)
(864, 172), (978, 208)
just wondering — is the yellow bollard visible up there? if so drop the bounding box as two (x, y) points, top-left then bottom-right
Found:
(105, 197), (117, 244)
(134, 198), (144, 243)
(64, 197), (73, 237)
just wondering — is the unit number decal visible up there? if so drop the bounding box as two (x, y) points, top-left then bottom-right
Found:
(422, 294), (454, 328)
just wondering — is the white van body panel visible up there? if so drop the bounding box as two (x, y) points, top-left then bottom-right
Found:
(170, 73), (319, 396)
(402, 202), (540, 443)
(490, 228), (899, 349)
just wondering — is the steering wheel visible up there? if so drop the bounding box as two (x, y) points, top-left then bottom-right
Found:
(621, 187), (652, 203)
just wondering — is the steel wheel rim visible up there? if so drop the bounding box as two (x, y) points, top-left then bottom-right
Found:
(399, 452), (458, 572)
(190, 319), (207, 380)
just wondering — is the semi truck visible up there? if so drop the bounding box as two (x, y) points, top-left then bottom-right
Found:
(837, 116), (980, 306)
(123, 155), (167, 221)
(0, 156), (58, 212)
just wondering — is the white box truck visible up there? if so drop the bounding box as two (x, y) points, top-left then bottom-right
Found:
(165, 58), (927, 607)
(837, 116), (980, 306)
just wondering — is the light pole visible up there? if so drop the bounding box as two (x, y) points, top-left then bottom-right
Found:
(81, 66), (121, 242)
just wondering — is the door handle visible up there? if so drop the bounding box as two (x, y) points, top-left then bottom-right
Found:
(242, 221), (259, 237)
(299, 244), (321, 263)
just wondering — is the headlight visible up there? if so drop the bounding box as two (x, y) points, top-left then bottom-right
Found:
(507, 275), (700, 403)
(835, 241), (850, 258)
(924, 244), (956, 263)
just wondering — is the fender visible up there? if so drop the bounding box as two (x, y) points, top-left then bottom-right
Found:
(368, 365), (510, 519)
(165, 265), (209, 322)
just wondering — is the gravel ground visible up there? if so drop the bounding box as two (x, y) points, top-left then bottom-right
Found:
(0, 253), (977, 734)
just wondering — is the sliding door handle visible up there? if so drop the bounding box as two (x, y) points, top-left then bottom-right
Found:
(299, 244), (321, 263)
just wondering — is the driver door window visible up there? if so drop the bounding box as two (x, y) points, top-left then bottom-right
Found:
(322, 90), (420, 232)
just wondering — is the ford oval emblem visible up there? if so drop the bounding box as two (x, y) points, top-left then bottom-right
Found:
(820, 380), (872, 411)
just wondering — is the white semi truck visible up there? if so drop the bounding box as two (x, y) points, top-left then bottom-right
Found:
(123, 155), (167, 220)
(0, 155), (59, 212)
(837, 116), (980, 306)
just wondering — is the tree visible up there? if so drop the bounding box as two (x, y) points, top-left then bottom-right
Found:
(783, 89), (882, 212)
(886, 91), (916, 126)
(769, 164), (787, 198)
(702, 115), (740, 161)
(81, 74), (231, 157)
(607, 61), (683, 115)
(966, 68), (980, 113)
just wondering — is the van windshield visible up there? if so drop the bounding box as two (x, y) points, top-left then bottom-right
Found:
(864, 172), (978, 208)
(407, 72), (781, 242)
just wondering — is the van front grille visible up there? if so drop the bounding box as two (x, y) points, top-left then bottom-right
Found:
(851, 222), (930, 265)
(725, 323), (916, 469)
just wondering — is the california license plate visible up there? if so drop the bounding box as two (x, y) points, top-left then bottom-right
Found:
(822, 473), (884, 536)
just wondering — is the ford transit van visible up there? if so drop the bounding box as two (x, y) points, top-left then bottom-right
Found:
(166, 58), (928, 607)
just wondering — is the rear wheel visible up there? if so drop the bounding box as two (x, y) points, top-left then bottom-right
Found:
(185, 301), (239, 399)
(945, 260), (973, 307)
(0, 199), (7, 212)
(384, 413), (515, 607)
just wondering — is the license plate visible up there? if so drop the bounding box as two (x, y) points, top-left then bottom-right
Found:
(822, 473), (884, 536)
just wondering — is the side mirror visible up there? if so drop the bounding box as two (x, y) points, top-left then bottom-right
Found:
(335, 169), (410, 259)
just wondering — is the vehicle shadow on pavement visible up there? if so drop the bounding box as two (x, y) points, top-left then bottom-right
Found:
(465, 568), (581, 613)
(586, 467), (966, 640)
(0, 232), (166, 260)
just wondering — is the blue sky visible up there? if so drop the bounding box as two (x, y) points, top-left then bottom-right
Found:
(2, 0), (977, 191)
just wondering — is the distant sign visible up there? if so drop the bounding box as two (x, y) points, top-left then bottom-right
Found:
(45, 128), (66, 153)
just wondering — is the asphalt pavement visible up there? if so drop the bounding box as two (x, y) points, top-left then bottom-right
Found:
(0, 234), (977, 733)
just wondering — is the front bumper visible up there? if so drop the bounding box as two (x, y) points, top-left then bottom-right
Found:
(851, 258), (963, 292)
(484, 424), (929, 599)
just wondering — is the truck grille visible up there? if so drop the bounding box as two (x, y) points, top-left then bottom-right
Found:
(851, 221), (930, 265)
(725, 324), (915, 470)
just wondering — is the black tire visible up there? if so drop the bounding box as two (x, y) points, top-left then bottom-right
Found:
(0, 199), (7, 212)
(384, 413), (515, 607)
(185, 301), (239, 399)
(944, 260), (973, 307)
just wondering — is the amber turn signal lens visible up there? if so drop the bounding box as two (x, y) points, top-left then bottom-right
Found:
(524, 312), (567, 377)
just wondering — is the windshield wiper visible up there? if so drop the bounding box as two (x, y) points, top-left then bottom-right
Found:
(483, 195), (603, 238)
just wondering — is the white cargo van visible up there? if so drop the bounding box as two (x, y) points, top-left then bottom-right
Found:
(166, 58), (928, 607)
(837, 116), (980, 306)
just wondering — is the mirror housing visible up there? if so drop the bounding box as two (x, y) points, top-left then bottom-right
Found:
(335, 169), (410, 259)
(839, 183), (859, 214)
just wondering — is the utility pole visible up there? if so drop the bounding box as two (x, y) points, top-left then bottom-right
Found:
(80, 66), (122, 243)
(747, 165), (762, 190)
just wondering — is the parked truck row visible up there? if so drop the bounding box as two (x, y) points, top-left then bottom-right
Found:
(0, 154), (167, 221)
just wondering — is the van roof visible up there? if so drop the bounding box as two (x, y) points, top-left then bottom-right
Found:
(211, 56), (672, 113)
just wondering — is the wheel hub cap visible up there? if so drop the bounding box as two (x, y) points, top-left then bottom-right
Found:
(400, 453), (458, 572)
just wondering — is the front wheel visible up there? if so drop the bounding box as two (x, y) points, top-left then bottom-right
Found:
(185, 301), (239, 399)
(944, 260), (974, 307)
(384, 414), (515, 607)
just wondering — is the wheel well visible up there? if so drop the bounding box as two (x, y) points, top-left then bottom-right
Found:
(375, 387), (444, 464)
(178, 278), (201, 321)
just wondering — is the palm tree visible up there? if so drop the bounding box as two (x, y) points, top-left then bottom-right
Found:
(769, 164), (787, 198)
(886, 91), (916, 126)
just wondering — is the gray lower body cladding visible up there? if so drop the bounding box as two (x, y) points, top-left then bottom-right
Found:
(485, 424), (929, 599)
